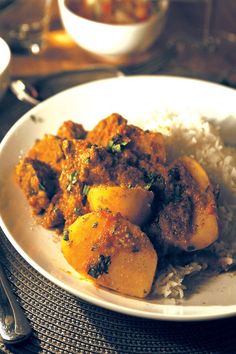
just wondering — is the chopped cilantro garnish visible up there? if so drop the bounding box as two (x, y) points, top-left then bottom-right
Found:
(75, 132), (85, 140)
(67, 171), (78, 192)
(74, 207), (81, 215)
(108, 141), (122, 153)
(92, 222), (98, 228)
(69, 171), (78, 184)
(132, 246), (140, 253)
(63, 230), (69, 241)
(83, 156), (90, 164)
(144, 171), (157, 190)
(67, 184), (72, 192)
(82, 184), (90, 197)
(107, 135), (130, 154)
(88, 255), (111, 279)
(144, 183), (152, 190)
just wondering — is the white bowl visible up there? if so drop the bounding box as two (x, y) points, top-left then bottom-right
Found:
(0, 37), (11, 100)
(58, 0), (169, 58)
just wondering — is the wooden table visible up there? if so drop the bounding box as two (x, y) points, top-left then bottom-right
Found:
(0, 3), (236, 354)
(9, 0), (236, 82)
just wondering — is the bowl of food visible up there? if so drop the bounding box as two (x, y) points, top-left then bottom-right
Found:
(0, 37), (11, 100)
(58, 0), (169, 58)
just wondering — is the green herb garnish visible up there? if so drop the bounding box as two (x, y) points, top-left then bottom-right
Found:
(63, 230), (69, 241)
(83, 156), (91, 164)
(69, 171), (78, 184)
(132, 246), (140, 253)
(144, 171), (157, 190)
(67, 171), (79, 192)
(82, 184), (90, 197)
(107, 135), (130, 154)
(74, 207), (82, 215)
(88, 255), (111, 279)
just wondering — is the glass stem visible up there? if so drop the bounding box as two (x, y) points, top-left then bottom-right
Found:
(203, 0), (213, 44)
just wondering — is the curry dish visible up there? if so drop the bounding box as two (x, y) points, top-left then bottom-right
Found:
(15, 113), (219, 298)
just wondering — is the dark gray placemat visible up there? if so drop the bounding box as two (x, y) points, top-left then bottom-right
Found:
(1, 229), (236, 354)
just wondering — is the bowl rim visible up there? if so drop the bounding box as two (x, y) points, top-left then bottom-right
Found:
(58, 0), (169, 29)
(0, 37), (11, 75)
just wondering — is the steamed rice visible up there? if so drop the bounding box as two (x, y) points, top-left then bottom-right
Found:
(144, 111), (236, 300)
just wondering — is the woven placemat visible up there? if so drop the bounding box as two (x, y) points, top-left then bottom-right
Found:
(1, 229), (236, 354)
(1, 76), (236, 354)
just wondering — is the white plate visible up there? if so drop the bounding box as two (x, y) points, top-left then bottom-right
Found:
(0, 76), (236, 321)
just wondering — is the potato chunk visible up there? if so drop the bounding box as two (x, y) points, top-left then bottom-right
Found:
(87, 185), (154, 225)
(159, 156), (219, 251)
(179, 156), (219, 250)
(61, 211), (157, 298)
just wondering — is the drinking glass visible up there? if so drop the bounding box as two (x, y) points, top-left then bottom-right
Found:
(0, 0), (52, 54)
(162, 0), (236, 82)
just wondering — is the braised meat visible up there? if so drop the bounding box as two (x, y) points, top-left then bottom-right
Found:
(27, 134), (65, 173)
(57, 120), (87, 140)
(15, 158), (58, 215)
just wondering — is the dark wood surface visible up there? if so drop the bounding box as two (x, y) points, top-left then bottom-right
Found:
(8, 0), (236, 79)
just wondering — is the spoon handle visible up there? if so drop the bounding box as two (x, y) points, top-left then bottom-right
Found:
(0, 263), (31, 344)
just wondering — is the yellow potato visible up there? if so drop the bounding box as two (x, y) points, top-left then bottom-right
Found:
(179, 156), (219, 250)
(159, 156), (219, 251)
(87, 185), (154, 225)
(61, 210), (157, 298)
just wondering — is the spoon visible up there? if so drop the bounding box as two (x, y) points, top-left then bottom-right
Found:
(10, 80), (41, 106)
(10, 67), (125, 106)
(0, 262), (31, 344)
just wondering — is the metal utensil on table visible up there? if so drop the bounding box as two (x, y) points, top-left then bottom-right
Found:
(0, 262), (31, 344)
(10, 66), (125, 106)
(10, 47), (176, 106)
(10, 80), (41, 106)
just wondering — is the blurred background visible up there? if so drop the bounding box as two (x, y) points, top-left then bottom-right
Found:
(0, 0), (235, 109)
(0, 0), (235, 77)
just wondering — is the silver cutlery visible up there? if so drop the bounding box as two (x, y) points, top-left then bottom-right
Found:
(0, 262), (31, 344)
(10, 66), (125, 106)
(10, 46), (176, 106)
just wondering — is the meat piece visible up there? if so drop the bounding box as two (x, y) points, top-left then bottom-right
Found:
(57, 120), (87, 140)
(148, 156), (218, 252)
(15, 158), (58, 215)
(86, 113), (127, 146)
(58, 139), (114, 226)
(60, 139), (114, 186)
(159, 197), (194, 246)
(87, 113), (166, 165)
(40, 192), (65, 230)
(27, 134), (65, 172)
(15, 115), (169, 234)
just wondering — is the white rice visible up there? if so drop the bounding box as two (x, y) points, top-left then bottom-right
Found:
(144, 111), (236, 299)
